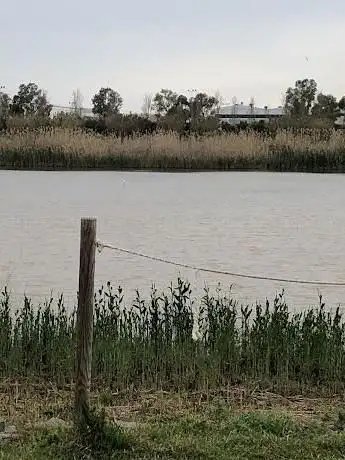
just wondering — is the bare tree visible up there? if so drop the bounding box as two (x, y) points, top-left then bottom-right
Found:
(249, 96), (255, 120)
(142, 93), (153, 117)
(214, 90), (224, 114)
(70, 89), (84, 116)
(231, 96), (238, 115)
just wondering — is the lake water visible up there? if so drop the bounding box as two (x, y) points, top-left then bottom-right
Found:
(1, 170), (345, 310)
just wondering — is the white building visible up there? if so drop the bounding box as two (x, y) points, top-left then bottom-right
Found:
(334, 112), (345, 128)
(217, 102), (285, 125)
(50, 105), (97, 118)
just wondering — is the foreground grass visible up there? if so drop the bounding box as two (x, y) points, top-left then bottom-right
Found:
(3, 280), (345, 457)
(0, 128), (345, 171)
(2, 392), (345, 459)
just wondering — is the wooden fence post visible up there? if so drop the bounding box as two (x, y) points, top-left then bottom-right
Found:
(75, 217), (97, 430)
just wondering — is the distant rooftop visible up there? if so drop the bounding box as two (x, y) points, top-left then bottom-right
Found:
(218, 103), (284, 116)
(50, 105), (97, 118)
(335, 113), (345, 127)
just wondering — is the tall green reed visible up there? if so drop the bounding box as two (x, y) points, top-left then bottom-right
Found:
(1, 279), (345, 392)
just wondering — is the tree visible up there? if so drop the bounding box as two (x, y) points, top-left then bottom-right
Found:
(152, 89), (178, 116)
(284, 78), (317, 116)
(10, 82), (52, 116)
(173, 94), (189, 116)
(152, 89), (219, 120)
(0, 90), (10, 120)
(214, 90), (224, 114)
(339, 96), (345, 111)
(91, 88), (123, 117)
(70, 89), (84, 116)
(189, 92), (218, 118)
(311, 93), (338, 119)
(141, 93), (153, 117)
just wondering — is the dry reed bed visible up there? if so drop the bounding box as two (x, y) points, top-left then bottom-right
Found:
(0, 128), (345, 170)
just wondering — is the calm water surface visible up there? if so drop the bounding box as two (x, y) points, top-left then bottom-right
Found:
(1, 170), (345, 310)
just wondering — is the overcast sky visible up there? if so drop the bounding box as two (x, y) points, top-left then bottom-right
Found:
(1, 0), (344, 112)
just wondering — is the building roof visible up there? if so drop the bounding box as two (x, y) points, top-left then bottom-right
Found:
(335, 114), (345, 126)
(50, 105), (97, 118)
(219, 103), (284, 116)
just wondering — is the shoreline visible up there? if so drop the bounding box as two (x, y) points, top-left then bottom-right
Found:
(1, 165), (345, 173)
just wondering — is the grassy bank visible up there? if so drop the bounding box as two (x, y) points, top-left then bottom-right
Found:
(2, 279), (345, 393)
(2, 385), (345, 459)
(3, 281), (345, 458)
(0, 128), (345, 171)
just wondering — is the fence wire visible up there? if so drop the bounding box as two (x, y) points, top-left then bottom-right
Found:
(96, 240), (345, 287)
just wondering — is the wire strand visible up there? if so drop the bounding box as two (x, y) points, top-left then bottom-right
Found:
(96, 241), (345, 287)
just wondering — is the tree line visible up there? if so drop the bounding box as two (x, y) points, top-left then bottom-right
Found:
(0, 79), (344, 136)
(285, 79), (344, 119)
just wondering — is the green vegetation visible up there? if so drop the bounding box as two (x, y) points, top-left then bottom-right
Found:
(3, 402), (345, 459)
(2, 279), (345, 393)
(1, 78), (344, 128)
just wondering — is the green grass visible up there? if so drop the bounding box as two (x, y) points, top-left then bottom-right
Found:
(2, 279), (345, 394)
(2, 408), (345, 459)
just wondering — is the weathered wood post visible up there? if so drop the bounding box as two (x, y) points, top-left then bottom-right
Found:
(75, 217), (97, 430)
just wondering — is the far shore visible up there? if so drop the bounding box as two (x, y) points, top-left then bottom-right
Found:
(1, 128), (345, 173)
